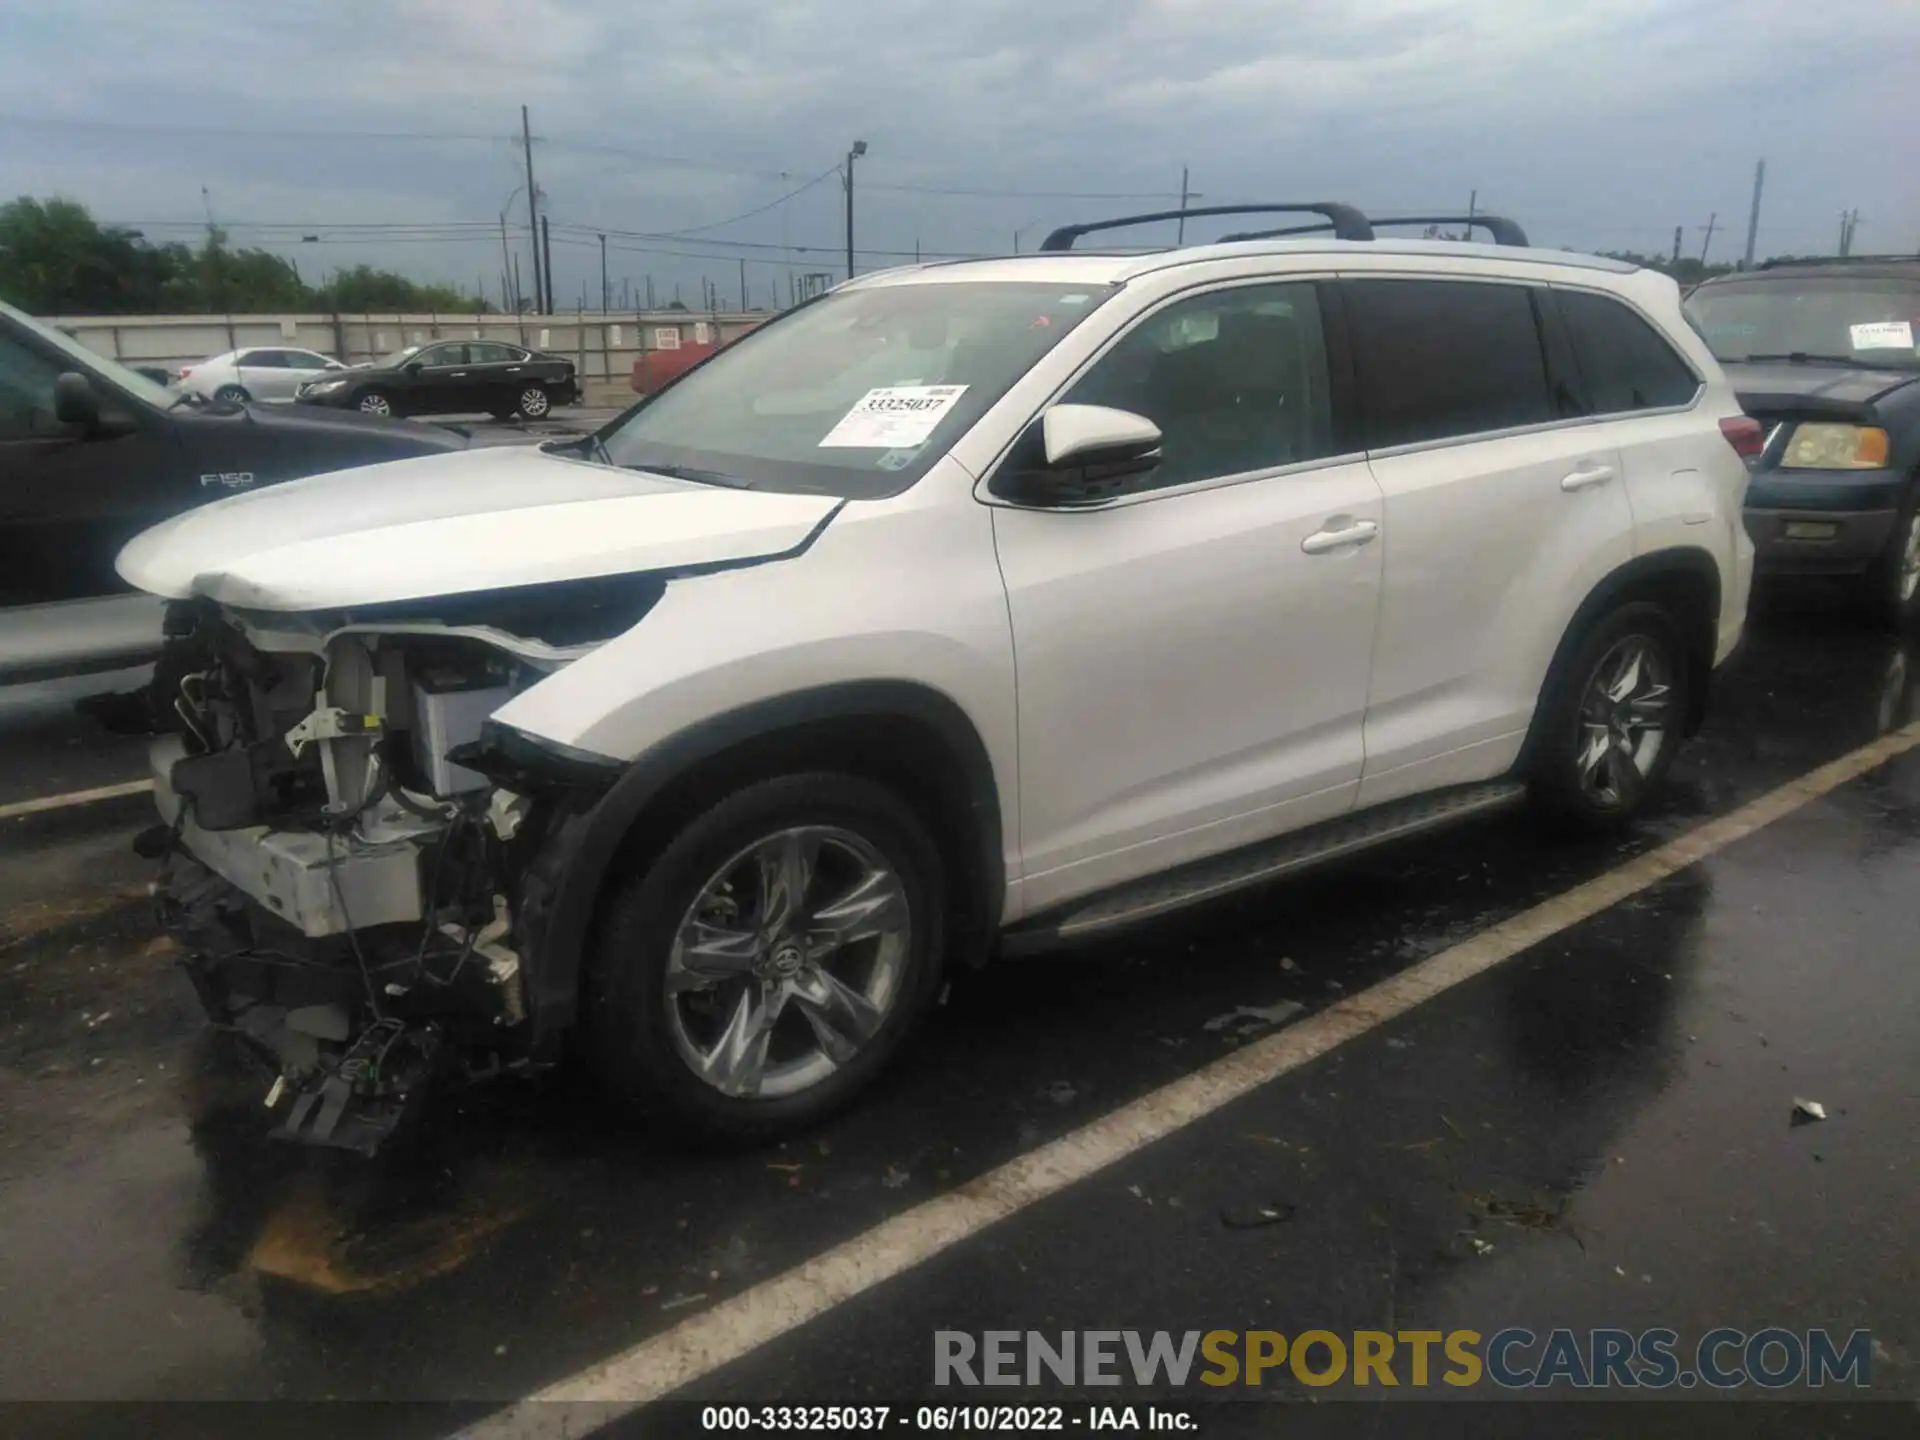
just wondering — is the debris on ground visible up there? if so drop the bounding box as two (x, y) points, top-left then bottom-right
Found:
(1279, 956), (1301, 973)
(659, 1292), (708, 1311)
(1042, 1081), (1078, 1105)
(1221, 1202), (1296, 1229)
(1791, 1097), (1828, 1125)
(881, 1164), (911, 1189)
(1201, 1000), (1305, 1036)
(1466, 1237), (1496, 1257)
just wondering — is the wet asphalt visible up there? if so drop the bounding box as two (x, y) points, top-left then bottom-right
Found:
(1, 582), (1917, 1439)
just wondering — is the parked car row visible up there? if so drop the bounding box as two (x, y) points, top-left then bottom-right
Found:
(6, 208), (1917, 1158)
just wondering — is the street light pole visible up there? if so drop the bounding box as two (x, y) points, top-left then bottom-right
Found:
(843, 139), (867, 281)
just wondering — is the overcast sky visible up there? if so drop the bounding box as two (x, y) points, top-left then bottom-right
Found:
(3, 0), (1916, 311)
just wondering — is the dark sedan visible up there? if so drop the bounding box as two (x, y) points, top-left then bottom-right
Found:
(296, 339), (578, 421)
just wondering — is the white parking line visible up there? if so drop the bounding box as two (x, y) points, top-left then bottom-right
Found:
(0, 778), (154, 822)
(451, 721), (1918, 1435)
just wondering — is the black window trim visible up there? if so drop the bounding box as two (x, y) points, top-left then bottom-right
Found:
(1547, 282), (1705, 420)
(978, 272), (1369, 512)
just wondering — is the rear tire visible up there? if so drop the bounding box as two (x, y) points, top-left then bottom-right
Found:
(1527, 602), (1690, 831)
(584, 772), (947, 1144)
(515, 385), (552, 420)
(213, 384), (250, 405)
(1862, 485), (1920, 631)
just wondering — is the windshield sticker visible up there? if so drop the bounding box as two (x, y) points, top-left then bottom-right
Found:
(819, 384), (969, 448)
(1850, 320), (1913, 351)
(876, 447), (921, 471)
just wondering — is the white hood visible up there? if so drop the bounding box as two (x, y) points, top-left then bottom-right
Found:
(116, 446), (841, 611)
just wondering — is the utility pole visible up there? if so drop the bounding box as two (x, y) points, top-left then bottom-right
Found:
(645, 274), (655, 310)
(512, 254), (523, 314)
(1698, 211), (1718, 265)
(1465, 188), (1477, 240)
(1672, 225), (1683, 266)
(499, 215), (514, 309)
(541, 215), (554, 314)
(1838, 208), (1859, 256)
(520, 105), (542, 320)
(1176, 165), (1192, 244)
(739, 258), (747, 311)
(1742, 159), (1766, 269)
(599, 233), (609, 312)
(843, 139), (867, 281)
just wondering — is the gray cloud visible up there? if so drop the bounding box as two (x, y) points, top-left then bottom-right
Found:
(2, 0), (1915, 307)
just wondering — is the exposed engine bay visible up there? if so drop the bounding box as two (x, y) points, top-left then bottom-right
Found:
(138, 598), (611, 1154)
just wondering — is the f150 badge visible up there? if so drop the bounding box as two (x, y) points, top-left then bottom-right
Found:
(199, 471), (256, 489)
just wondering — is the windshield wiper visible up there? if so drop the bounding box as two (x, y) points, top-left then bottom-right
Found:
(1739, 352), (1861, 366)
(624, 461), (754, 489)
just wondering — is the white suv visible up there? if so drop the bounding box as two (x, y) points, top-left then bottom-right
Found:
(115, 205), (1756, 1152)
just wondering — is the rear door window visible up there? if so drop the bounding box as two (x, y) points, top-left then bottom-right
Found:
(239, 349), (288, 368)
(1344, 279), (1555, 449)
(1556, 289), (1700, 413)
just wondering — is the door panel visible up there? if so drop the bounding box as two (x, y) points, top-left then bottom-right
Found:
(413, 344), (476, 414)
(1358, 431), (1629, 804)
(992, 278), (1380, 915)
(996, 464), (1384, 912)
(1341, 277), (1636, 807)
(239, 351), (298, 402)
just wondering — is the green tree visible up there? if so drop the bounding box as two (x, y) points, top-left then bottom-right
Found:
(1, 195), (488, 315)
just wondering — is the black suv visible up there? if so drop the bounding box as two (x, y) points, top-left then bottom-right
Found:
(1685, 257), (1920, 626)
(0, 299), (468, 686)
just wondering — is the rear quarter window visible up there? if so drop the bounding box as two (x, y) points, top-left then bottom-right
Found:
(1555, 289), (1699, 414)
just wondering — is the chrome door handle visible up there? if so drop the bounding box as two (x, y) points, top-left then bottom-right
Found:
(449, 371), (468, 377)
(1301, 518), (1379, 554)
(1561, 464), (1616, 492)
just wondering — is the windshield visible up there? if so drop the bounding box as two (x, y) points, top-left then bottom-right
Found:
(598, 281), (1116, 497)
(0, 299), (181, 409)
(1684, 276), (1920, 367)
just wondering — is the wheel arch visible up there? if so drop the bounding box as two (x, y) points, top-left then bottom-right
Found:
(513, 680), (1006, 1060)
(1519, 546), (1723, 772)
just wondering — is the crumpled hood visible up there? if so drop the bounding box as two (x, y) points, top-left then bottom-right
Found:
(117, 445), (841, 611)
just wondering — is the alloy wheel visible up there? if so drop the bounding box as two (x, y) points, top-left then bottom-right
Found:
(358, 392), (392, 416)
(663, 825), (912, 1100)
(518, 387), (550, 418)
(1576, 635), (1673, 808)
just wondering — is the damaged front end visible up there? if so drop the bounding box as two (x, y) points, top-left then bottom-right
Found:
(141, 595), (626, 1154)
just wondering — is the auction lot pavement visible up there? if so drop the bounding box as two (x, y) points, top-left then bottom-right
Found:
(2, 590), (1917, 1440)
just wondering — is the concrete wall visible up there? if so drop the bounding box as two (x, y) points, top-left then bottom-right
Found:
(48, 310), (768, 383)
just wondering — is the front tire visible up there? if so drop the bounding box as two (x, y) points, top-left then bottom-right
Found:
(357, 390), (394, 417)
(584, 773), (948, 1143)
(1864, 486), (1920, 631)
(515, 385), (552, 420)
(1528, 602), (1690, 831)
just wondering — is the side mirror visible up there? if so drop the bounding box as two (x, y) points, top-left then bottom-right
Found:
(1003, 404), (1161, 504)
(53, 371), (101, 428)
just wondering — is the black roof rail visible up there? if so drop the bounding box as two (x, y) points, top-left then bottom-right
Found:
(1219, 214), (1531, 246)
(1755, 253), (1920, 270)
(1038, 202), (1373, 252)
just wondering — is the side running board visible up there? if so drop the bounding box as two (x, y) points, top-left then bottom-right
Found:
(1000, 779), (1528, 954)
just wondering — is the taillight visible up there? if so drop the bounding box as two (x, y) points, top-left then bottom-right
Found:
(1719, 416), (1765, 461)
(177, 366), (193, 380)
